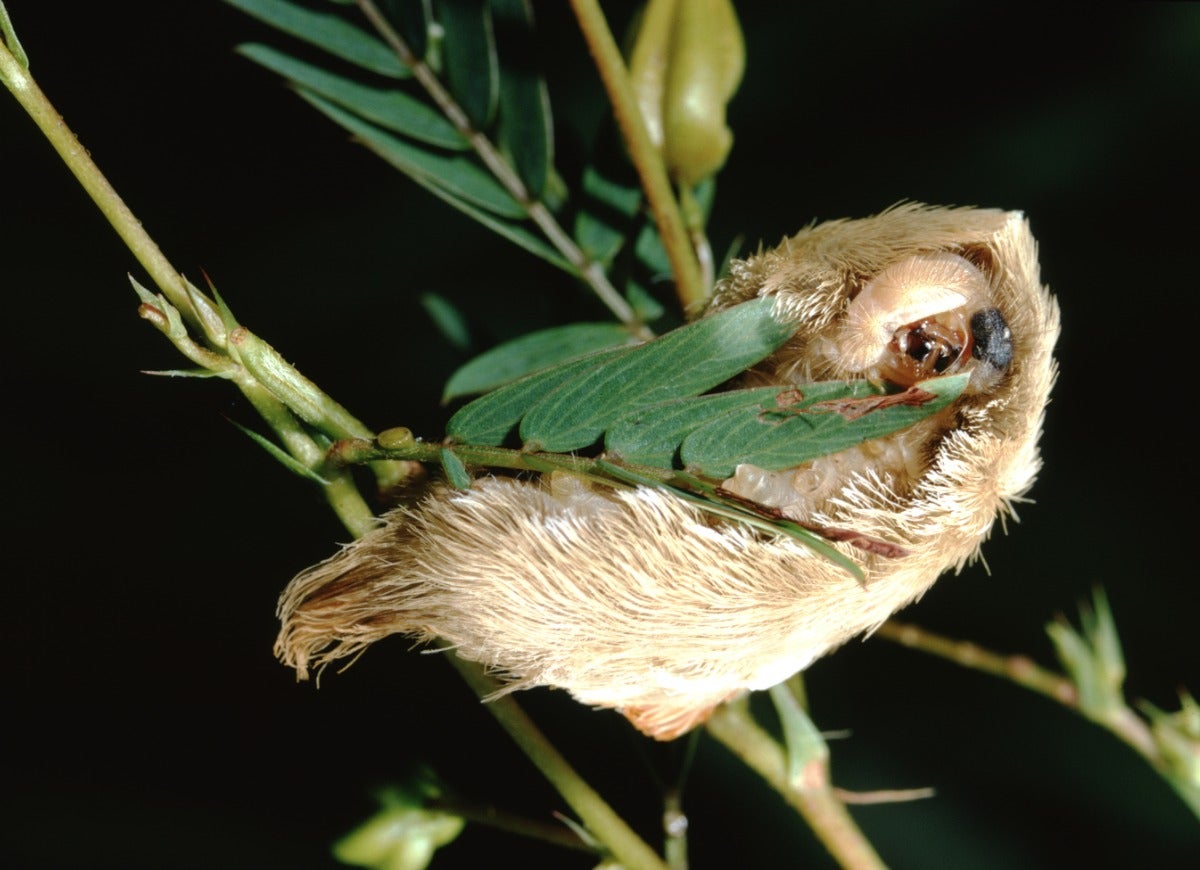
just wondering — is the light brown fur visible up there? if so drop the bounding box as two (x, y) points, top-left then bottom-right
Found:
(276, 204), (1060, 739)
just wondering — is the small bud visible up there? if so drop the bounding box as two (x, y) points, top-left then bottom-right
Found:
(377, 427), (416, 450)
(629, 0), (745, 184)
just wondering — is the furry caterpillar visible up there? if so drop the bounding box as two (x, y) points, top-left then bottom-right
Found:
(276, 204), (1060, 740)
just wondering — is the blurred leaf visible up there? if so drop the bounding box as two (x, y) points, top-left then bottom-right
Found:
(446, 345), (633, 446)
(692, 176), (717, 217)
(442, 322), (632, 401)
(297, 90), (526, 217)
(606, 381), (881, 468)
(434, 0), (498, 128)
(680, 372), (970, 477)
(420, 189), (574, 272)
(575, 162), (643, 263)
(518, 297), (793, 452)
(290, 82), (568, 270)
(1047, 587), (1128, 721)
(420, 292), (471, 350)
(238, 44), (467, 149)
(716, 232), (745, 280)
(223, 0), (411, 78)
(1140, 692), (1200, 808)
(491, 0), (553, 198)
(333, 803), (463, 870)
(630, 175), (715, 285)
(378, 0), (433, 61)
(634, 216), (673, 280)
(624, 281), (666, 324)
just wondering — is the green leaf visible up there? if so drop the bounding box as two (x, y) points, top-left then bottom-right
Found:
(634, 215), (673, 279)
(333, 799), (463, 870)
(237, 43), (467, 149)
(229, 419), (331, 485)
(519, 297), (794, 452)
(491, 0), (553, 198)
(374, 158), (572, 271)
(1048, 588), (1128, 721)
(624, 278), (667, 324)
(420, 293), (471, 350)
(680, 372), (970, 477)
(716, 232), (745, 280)
(434, 0), (498, 128)
(445, 345), (634, 446)
(297, 90), (526, 218)
(605, 382), (880, 469)
(0, 2), (29, 68)
(692, 176), (717, 217)
(440, 448), (472, 489)
(574, 162), (644, 263)
(223, 0), (411, 78)
(442, 322), (632, 402)
(420, 188), (574, 272)
(378, 0), (433, 61)
(595, 461), (864, 582)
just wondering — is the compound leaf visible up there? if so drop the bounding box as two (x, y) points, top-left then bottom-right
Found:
(518, 297), (793, 452)
(238, 43), (466, 149)
(224, 0), (410, 78)
(443, 322), (633, 402)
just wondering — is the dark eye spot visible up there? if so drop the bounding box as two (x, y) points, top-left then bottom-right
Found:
(970, 308), (1013, 371)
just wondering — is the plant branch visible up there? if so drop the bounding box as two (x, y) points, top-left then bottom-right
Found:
(424, 795), (595, 854)
(874, 620), (1078, 705)
(445, 651), (668, 870)
(0, 32), (198, 330)
(568, 0), (707, 316)
(875, 618), (1199, 819)
(705, 699), (886, 870)
(238, 379), (379, 538)
(678, 183), (714, 293)
(0, 28), (383, 537)
(662, 787), (688, 870)
(352, 0), (646, 337)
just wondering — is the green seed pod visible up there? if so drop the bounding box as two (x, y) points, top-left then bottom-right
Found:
(629, 0), (745, 184)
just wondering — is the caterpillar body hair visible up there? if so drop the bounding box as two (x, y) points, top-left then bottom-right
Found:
(276, 203), (1060, 740)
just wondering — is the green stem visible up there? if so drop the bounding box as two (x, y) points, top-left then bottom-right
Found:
(874, 620), (1078, 704)
(425, 795), (594, 854)
(678, 183), (714, 294)
(769, 682), (827, 790)
(0, 33), (197, 329)
(446, 652), (668, 870)
(238, 378), (378, 538)
(568, 0), (706, 316)
(705, 700), (886, 870)
(0, 32), (382, 538)
(663, 787), (688, 870)
(875, 619), (1200, 820)
(353, 0), (646, 338)
(229, 326), (374, 442)
(330, 435), (862, 578)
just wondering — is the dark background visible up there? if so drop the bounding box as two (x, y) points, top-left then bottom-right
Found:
(3, 2), (1198, 867)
